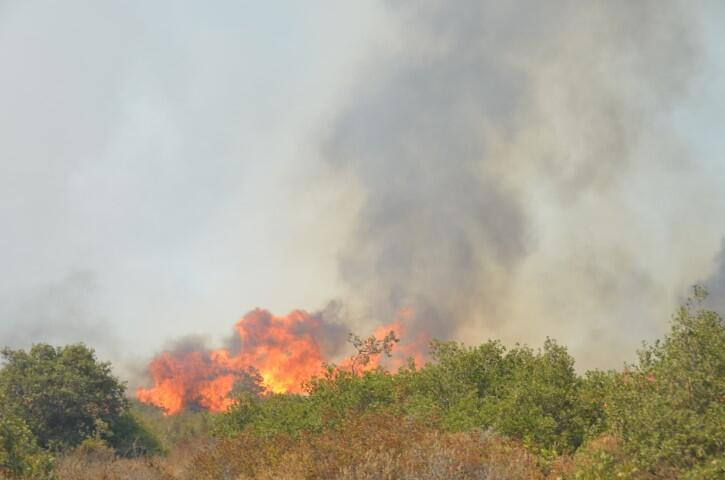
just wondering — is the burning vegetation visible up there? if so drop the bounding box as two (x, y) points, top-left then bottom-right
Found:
(136, 308), (429, 414)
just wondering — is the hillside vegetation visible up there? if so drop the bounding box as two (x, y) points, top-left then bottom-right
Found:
(1, 289), (723, 479)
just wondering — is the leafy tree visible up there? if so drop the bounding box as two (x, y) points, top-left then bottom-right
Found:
(396, 338), (589, 452)
(0, 344), (127, 451)
(485, 339), (585, 453)
(106, 411), (164, 457)
(395, 340), (505, 430)
(0, 391), (52, 478)
(605, 287), (725, 476)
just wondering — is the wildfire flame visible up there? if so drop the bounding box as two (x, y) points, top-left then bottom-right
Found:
(353, 307), (430, 372)
(137, 307), (427, 415)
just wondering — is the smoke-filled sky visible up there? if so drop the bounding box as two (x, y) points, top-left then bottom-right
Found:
(2, 1), (724, 376)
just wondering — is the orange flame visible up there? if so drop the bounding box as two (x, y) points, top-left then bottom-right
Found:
(361, 307), (430, 371)
(137, 307), (428, 414)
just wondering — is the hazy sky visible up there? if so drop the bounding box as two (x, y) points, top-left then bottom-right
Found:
(1, 1), (724, 376)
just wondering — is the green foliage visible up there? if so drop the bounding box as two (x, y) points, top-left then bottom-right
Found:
(216, 392), (324, 437)
(208, 288), (723, 478)
(0, 343), (128, 451)
(130, 401), (213, 448)
(215, 332), (404, 438)
(0, 289), (718, 479)
(0, 392), (53, 478)
(306, 367), (397, 420)
(396, 340), (503, 429)
(216, 368), (399, 437)
(577, 369), (615, 439)
(0, 343), (160, 462)
(106, 411), (165, 457)
(604, 287), (725, 475)
(396, 339), (592, 452)
(485, 339), (587, 453)
(216, 337), (593, 453)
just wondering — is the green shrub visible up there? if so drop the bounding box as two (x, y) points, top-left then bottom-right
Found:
(395, 341), (502, 430)
(0, 343), (163, 460)
(216, 367), (399, 438)
(484, 339), (587, 453)
(176, 289), (725, 479)
(397, 338), (592, 452)
(0, 392), (53, 479)
(130, 401), (214, 449)
(0, 344), (127, 451)
(307, 367), (397, 420)
(605, 287), (725, 476)
(107, 412), (165, 457)
(215, 392), (323, 437)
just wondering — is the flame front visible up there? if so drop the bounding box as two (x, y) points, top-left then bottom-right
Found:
(230, 309), (327, 393)
(137, 307), (428, 414)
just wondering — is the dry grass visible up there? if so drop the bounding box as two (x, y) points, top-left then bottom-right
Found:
(53, 412), (547, 480)
(180, 412), (544, 480)
(53, 438), (204, 480)
(52, 427), (711, 480)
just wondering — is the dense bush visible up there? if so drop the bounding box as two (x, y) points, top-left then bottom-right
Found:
(130, 401), (213, 449)
(0, 344), (162, 461)
(216, 392), (324, 437)
(603, 288), (724, 478)
(216, 337), (594, 454)
(397, 338), (592, 452)
(208, 289), (723, 478)
(107, 411), (165, 457)
(0, 392), (53, 479)
(1, 291), (722, 479)
(0, 344), (127, 451)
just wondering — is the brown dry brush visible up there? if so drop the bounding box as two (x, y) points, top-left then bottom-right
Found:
(49, 414), (699, 480)
(51, 430), (695, 480)
(53, 438), (200, 480)
(52, 412), (545, 480)
(53, 412), (692, 480)
(179, 412), (544, 480)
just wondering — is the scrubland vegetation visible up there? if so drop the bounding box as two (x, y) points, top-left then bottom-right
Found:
(1, 289), (723, 479)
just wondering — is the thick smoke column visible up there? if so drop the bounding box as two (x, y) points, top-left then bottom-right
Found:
(326, 0), (699, 348)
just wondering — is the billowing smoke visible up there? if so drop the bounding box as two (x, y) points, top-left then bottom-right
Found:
(704, 239), (725, 313)
(0, 271), (117, 357)
(325, 0), (702, 363)
(2, 0), (721, 394)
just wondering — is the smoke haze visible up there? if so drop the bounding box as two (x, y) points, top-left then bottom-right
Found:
(1, 1), (724, 372)
(324, 0), (721, 366)
(704, 239), (725, 313)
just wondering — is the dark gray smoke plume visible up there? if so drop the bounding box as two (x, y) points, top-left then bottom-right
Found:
(326, 0), (700, 351)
